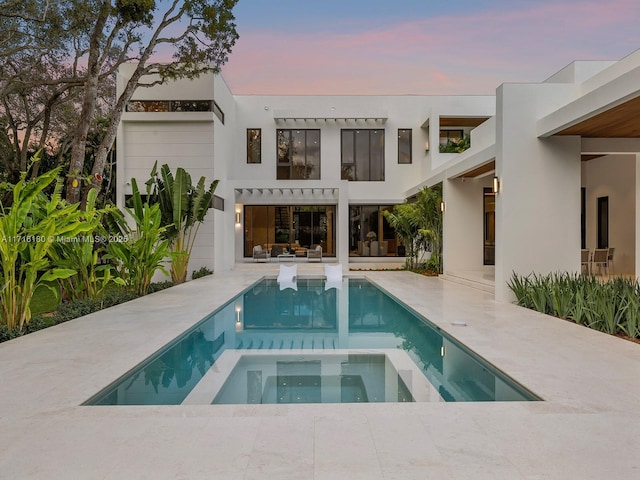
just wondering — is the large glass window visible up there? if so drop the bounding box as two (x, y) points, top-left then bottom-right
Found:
(398, 129), (412, 164)
(349, 205), (400, 257)
(247, 129), (261, 164)
(341, 129), (385, 181)
(244, 205), (335, 256)
(126, 100), (212, 112)
(277, 129), (320, 179)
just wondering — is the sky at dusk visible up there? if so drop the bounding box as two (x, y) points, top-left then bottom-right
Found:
(220, 0), (640, 95)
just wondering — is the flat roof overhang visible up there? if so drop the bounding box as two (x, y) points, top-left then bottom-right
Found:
(537, 62), (640, 138)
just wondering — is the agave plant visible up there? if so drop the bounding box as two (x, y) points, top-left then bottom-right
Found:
(147, 162), (219, 283)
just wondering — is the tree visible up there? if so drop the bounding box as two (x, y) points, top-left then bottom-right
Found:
(383, 184), (443, 272)
(0, 1), (238, 203)
(0, 1), (115, 181)
(65, 0), (239, 203)
(147, 162), (218, 284)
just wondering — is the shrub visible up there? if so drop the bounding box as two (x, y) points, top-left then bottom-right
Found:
(192, 266), (213, 279)
(508, 271), (640, 339)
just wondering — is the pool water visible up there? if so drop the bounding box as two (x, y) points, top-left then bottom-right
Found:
(87, 278), (539, 405)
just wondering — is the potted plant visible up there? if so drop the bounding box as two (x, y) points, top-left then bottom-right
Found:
(365, 231), (377, 246)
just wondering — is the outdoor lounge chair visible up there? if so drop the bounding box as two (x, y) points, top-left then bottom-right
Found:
(253, 245), (270, 262)
(324, 264), (343, 290)
(277, 263), (297, 284)
(307, 244), (322, 262)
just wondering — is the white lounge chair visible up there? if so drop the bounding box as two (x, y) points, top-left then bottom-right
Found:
(324, 264), (343, 290)
(277, 263), (297, 284)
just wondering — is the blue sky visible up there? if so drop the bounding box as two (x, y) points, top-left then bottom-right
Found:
(221, 0), (640, 95)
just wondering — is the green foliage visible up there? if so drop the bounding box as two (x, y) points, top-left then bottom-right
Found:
(105, 178), (170, 296)
(116, 0), (156, 24)
(192, 266), (213, 279)
(48, 188), (124, 301)
(0, 160), (96, 330)
(439, 135), (471, 153)
(0, 284), (172, 343)
(383, 184), (442, 272)
(147, 162), (218, 284)
(508, 272), (640, 339)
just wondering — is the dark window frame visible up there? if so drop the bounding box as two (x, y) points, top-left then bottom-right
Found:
(597, 196), (609, 249)
(125, 100), (213, 113)
(439, 129), (463, 145)
(398, 129), (412, 164)
(213, 101), (225, 124)
(276, 129), (321, 180)
(341, 129), (385, 181)
(247, 128), (262, 164)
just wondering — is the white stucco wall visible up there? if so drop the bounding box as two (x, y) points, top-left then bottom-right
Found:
(495, 83), (582, 302)
(582, 154), (636, 274)
(443, 176), (492, 274)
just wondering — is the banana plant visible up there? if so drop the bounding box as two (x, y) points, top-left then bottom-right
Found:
(48, 189), (124, 300)
(0, 161), (96, 330)
(104, 178), (170, 296)
(147, 162), (218, 283)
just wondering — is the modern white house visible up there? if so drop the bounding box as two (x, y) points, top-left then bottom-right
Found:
(116, 47), (640, 301)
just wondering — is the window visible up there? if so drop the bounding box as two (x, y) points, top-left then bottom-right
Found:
(398, 129), (412, 164)
(213, 101), (224, 124)
(243, 205), (335, 256)
(125, 100), (212, 112)
(341, 129), (385, 181)
(247, 129), (261, 164)
(483, 188), (495, 265)
(439, 129), (470, 153)
(277, 129), (320, 180)
(439, 129), (463, 146)
(349, 205), (400, 257)
(597, 196), (608, 249)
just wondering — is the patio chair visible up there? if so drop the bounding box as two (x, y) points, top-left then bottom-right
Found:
(307, 244), (322, 262)
(271, 245), (284, 257)
(592, 248), (609, 276)
(580, 249), (592, 275)
(324, 264), (343, 290)
(607, 247), (615, 275)
(253, 245), (270, 262)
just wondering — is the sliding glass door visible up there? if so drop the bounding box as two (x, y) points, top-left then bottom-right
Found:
(244, 205), (335, 256)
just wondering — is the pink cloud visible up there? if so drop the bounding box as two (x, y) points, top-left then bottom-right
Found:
(221, 0), (640, 95)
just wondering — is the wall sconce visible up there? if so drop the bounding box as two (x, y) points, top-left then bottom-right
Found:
(425, 140), (430, 152)
(492, 175), (500, 194)
(440, 201), (446, 213)
(235, 212), (241, 224)
(235, 305), (242, 322)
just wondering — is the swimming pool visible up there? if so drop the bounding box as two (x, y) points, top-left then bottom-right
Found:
(86, 277), (539, 405)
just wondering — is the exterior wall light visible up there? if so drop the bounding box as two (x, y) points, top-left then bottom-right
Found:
(440, 201), (445, 212)
(425, 140), (430, 152)
(492, 175), (500, 194)
(235, 212), (241, 224)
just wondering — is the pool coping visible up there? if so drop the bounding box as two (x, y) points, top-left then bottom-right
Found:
(1, 270), (640, 479)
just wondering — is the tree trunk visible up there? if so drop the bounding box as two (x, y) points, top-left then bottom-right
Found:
(65, 1), (111, 204)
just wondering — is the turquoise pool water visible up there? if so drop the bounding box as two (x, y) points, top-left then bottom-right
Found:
(87, 278), (539, 405)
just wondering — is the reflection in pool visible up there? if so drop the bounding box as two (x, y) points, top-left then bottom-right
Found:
(87, 278), (539, 405)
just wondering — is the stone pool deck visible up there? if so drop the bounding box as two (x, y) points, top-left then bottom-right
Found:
(1, 268), (639, 479)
